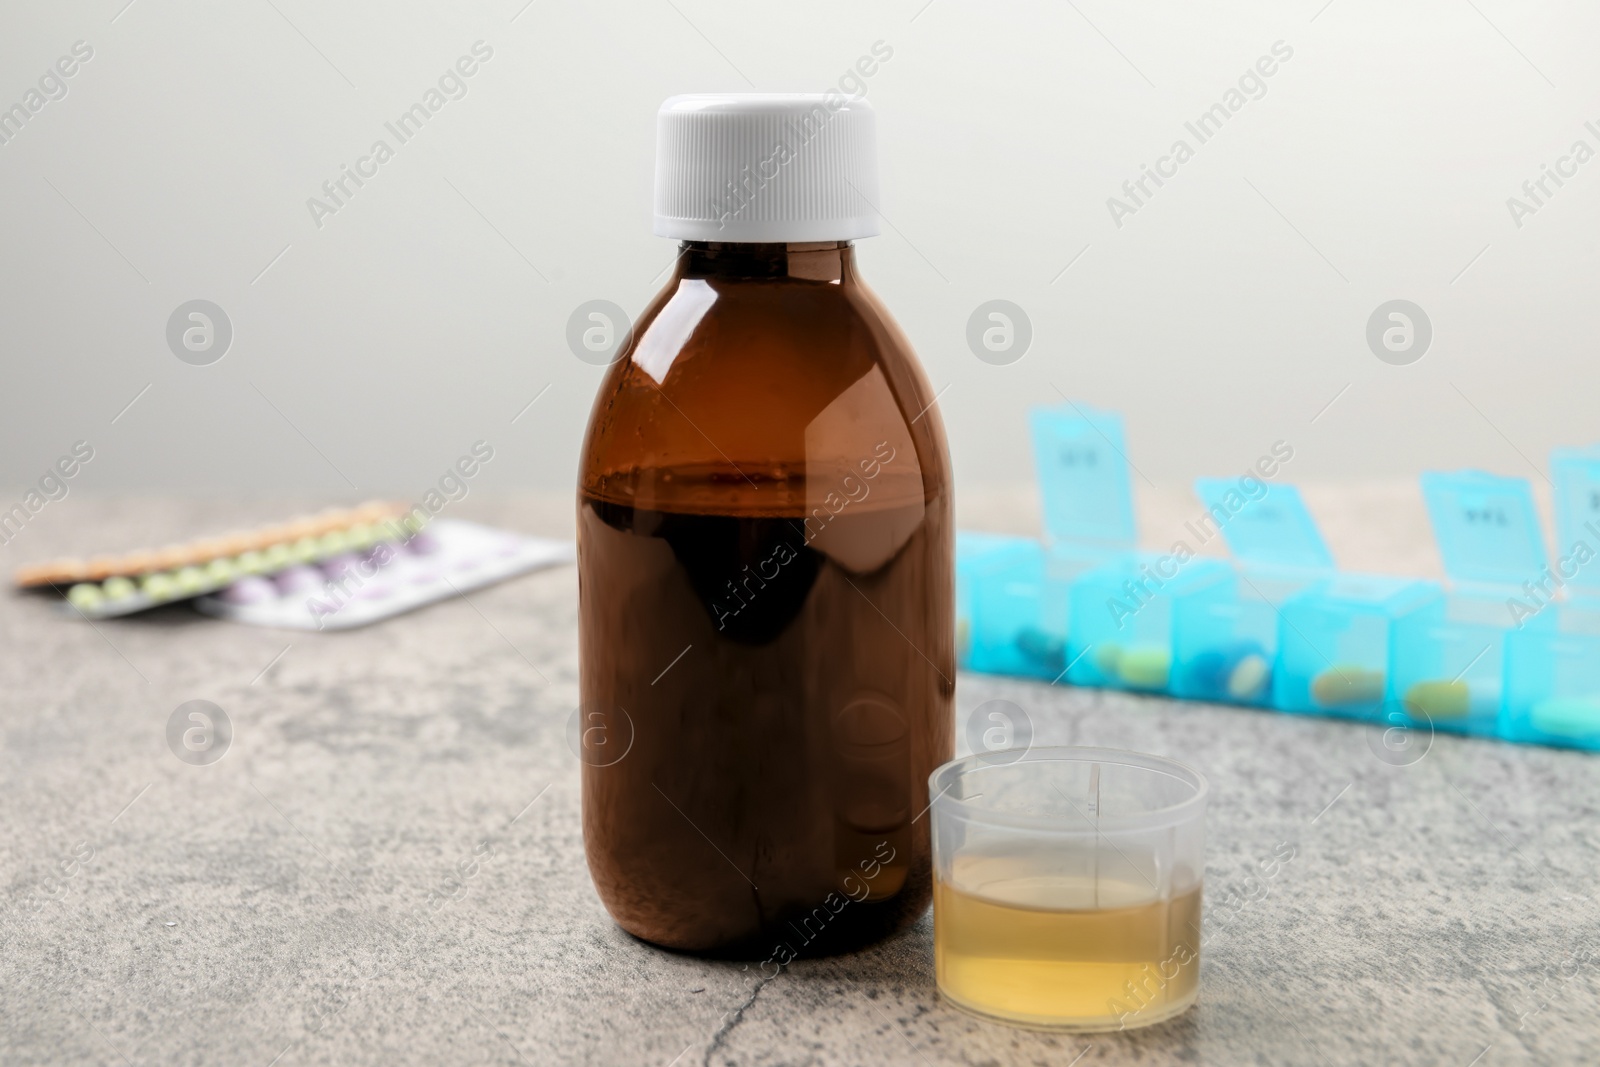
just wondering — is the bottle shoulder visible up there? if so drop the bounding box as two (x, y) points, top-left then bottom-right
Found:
(579, 275), (949, 511)
(616, 274), (919, 384)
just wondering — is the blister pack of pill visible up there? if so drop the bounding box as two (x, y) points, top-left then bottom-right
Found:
(194, 519), (573, 631)
(25, 502), (413, 619)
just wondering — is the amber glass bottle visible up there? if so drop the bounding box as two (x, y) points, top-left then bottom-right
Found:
(577, 96), (953, 956)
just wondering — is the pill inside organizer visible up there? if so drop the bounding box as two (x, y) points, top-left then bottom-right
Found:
(1092, 643), (1173, 691)
(1402, 680), (1472, 721)
(1012, 625), (1066, 676)
(1310, 665), (1385, 708)
(1529, 697), (1600, 740)
(1183, 640), (1271, 703)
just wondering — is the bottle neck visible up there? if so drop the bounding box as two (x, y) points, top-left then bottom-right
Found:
(676, 240), (854, 283)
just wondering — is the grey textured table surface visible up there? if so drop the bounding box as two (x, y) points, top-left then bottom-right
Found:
(3, 493), (1598, 1067)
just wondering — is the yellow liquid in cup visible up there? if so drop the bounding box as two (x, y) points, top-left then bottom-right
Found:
(935, 856), (1201, 1031)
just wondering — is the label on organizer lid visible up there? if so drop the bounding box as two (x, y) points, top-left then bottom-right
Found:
(1550, 448), (1600, 595)
(1028, 402), (1136, 546)
(1192, 480), (1333, 570)
(1420, 470), (1547, 588)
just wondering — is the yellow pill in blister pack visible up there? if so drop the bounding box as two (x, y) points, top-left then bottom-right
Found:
(141, 572), (178, 602)
(174, 566), (208, 595)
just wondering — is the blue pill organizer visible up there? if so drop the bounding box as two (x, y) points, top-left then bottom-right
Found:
(1274, 573), (1443, 721)
(1067, 550), (1231, 694)
(1265, 484), (1444, 720)
(1502, 449), (1600, 750)
(956, 531), (1027, 671)
(961, 536), (1065, 678)
(1171, 481), (1334, 707)
(962, 403), (1139, 680)
(955, 403), (1600, 754)
(1032, 402), (1232, 695)
(1391, 471), (1551, 737)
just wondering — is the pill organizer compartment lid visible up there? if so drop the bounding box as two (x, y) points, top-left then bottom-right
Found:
(1421, 470), (1547, 590)
(1192, 480), (1333, 572)
(1551, 448), (1600, 596)
(1029, 403), (1137, 547)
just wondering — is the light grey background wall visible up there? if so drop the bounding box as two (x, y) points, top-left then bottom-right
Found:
(2, 0), (1596, 510)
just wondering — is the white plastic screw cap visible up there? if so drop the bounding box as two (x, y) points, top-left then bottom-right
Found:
(653, 93), (880, 243)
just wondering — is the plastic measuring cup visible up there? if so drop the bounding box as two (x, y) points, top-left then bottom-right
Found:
(930, 746), (1208, 1031)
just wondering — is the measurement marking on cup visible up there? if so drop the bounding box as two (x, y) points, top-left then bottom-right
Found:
(651, 643), (693, 685)
(1051, 783), (1158, 892)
